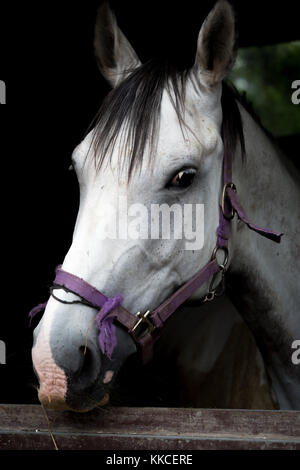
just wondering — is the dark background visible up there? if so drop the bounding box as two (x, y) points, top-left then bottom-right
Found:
(0, 0), (299, 405)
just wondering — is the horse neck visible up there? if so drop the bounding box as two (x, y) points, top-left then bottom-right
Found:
(227, 103), (300, 409)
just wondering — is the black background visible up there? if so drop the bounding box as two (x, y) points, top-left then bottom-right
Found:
(0, 0), (299, 405)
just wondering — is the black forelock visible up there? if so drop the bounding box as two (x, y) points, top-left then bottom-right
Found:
(87, 59), (245, 182)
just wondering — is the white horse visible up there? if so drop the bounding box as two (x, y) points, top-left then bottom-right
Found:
(31, 0), (300, 411)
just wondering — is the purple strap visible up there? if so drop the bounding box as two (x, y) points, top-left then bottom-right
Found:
(53, 267), (124, 357)
(54, 265), (108, 308)
(227, 188), (283, 243)
(29, 266), (123, 359)
(217, 210), (231, 248)
(53, 268), (124, 358)
(95, 294), (123, 359)
(216, 150), (283, 248)
(29, 302), (47, 326)
(152, 258), (219, 326)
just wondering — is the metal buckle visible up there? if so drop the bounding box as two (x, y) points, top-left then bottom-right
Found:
(220, 182), (237, 220)
(202, 246), (229, 303)
(203, 267), (226, 303)
(130, 310), (155, 343)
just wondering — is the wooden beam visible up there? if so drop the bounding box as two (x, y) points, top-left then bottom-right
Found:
(0, 405), (299, 450)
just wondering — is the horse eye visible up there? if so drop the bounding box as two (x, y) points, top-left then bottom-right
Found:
(168, 168), (197, 188)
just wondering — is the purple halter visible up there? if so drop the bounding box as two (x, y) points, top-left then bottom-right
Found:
(29, 139), (283, 363)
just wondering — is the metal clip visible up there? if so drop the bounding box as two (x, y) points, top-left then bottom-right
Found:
(203, 291), (216, 303)
(202, 247), (229, 303)
(211, 246), (229, 269)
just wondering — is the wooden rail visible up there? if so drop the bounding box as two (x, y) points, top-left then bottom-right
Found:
(0, 405), (299, 450)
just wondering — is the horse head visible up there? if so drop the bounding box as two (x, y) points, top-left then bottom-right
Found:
(32, 0), (239, 412)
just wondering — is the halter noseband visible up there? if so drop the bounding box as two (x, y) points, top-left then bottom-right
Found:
(29, 139), (283, 364)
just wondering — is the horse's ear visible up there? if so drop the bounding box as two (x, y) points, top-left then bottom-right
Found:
(193, 0), (237, 87)
(94, 2), (141, 87)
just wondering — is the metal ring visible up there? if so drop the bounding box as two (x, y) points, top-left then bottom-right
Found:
(221, 182), (237, 220)
(211, 246), (229, 269)
(204, 292), (215, 303)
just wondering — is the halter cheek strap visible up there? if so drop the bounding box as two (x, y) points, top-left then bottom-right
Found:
(29, 145), (283, 364)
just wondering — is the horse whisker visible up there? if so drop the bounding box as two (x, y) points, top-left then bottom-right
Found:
(40, 402), (59, 451)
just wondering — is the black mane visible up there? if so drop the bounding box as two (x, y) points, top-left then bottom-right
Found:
(88, 59), (245, 181)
